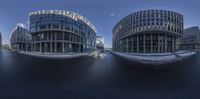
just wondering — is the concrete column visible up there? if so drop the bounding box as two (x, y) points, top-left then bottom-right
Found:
(174, 38), (176, 52)
(21, 44), (22, 51)
(137, 35), (139, 53)
(55, 32), (57, 53)
(161, 35), (163, 53)
(114, 42), (116, 52)
(62, 42), (65, 53)
(76, 44), (78, 52)
(158, 34), (160, 53)
(165, 35), (167, 52)
(50, 32), (53, 53)
(143, 34), (146, 53)
(40, 35), (42, 52)
(121, 40), (123, 52)
(63, 32), (65, 53)
(126, 38), (128, 52)
(172, 36), (175, 52)
(121, 40), (122, 52)
(20, 44), (22, 51)
(39, 43), (41, 53)
(151, 34), (153, 53)
(18, 44), (19, 51)
(70, 34), (71, 42)
(26, 44), (27, 52)
(80, 44), (81, 52)
(119, 41), (120, 52)
(118, 41), (119, 52)
(78, 44), (80, 52)
(34, 43), (36, 52)
(21, 44), (23, 51)
(31, 43), (32, 52)
(132, 36), (134, 53)
(117, 41), (118, 52)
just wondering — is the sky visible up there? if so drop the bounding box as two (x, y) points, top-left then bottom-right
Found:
(0, 0), (200, 48)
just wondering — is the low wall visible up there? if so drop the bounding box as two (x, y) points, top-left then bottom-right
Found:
(18, 51), (96, 59)
(111, 51), (196, 65)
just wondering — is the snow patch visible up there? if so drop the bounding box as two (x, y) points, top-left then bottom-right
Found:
(112, 51), (196, 65)
(19, 51), (96, 59)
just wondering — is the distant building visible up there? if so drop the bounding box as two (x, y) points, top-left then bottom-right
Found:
(10, 24), (32, 51)
(179, 26), (200, 51)
(104, 48), (112, 51)
(113, 9), (183, 53)
(29, 10), (96, 53)
(1, 44), (10, 50)
(0, 32), (2, 49)
(96, 36), (104, 51)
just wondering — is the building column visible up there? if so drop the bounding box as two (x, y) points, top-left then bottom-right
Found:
(21, 44), (23, 51)
(118, 41), (119, 52)
(165, 34), (167, 52)
(30, 43), (33, 52)
(174, 37), (176, 51)
(119, 41), (120, 52)
(40, 36), (42, 53)
(50, 32), (53, 53)
(172, 36), (174, 52)
(118, 41), (120, 52)
(26, 44), (28, 52)
(121, 40), (122, 52)
(63, 42), (65, 53)
(126, 38), (128, 52)
(21, 43), (23, 51)
(63, 32), (65, 53)
(151, 34), (153, 53)
(55, 32), (57, 53)
(78, 44), (80, 52)
(121, 40), (123, 52)
(143, 34), (146, 53)
(17, 44), (19, 51)
(161, 35), (163, 53)
(137, 35), (139, 53)
(34, 43), (36, 52)
(132, 36), (134, 53)
(116, 41), (118, 52)
(158, 34), (160, 53)
(69, 34), (71, 52)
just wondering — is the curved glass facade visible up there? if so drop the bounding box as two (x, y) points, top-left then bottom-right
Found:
(10, 25), (32, 51)
(30, 10), (96, 53)
(113, 9), (183, 53)
(0, 32), (2, 49)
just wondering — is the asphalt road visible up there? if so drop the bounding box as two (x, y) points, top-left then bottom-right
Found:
(0, 50), (200, 99)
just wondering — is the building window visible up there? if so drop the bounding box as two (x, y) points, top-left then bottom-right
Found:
(52, 24), (59, 29)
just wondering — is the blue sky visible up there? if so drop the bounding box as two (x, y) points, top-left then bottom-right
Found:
(0, 0), (200, 48)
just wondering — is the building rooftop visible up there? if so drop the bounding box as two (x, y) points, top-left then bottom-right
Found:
(29, 10), (97, 33)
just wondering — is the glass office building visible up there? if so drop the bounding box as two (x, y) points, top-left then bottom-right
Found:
(96, 36), (104, 51)
(10, 24), (32, 51)
(0, 32), (2, 49)
(113, 9), (183, 53)
(29, 10), (96, 53)
(179, 26), (200, 51)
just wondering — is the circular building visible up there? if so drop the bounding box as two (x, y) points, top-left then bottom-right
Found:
(29, 10), (96, 53)
(0, 32), (2, 49)
(113, 9), (183, 53)
(10, 24), (32, 51)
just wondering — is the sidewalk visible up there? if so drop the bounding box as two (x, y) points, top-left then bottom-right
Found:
(19, 51), (97, 59)
(111, 51), (197, 65)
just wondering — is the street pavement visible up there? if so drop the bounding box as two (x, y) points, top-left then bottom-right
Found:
(0, 50), (200, 99)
